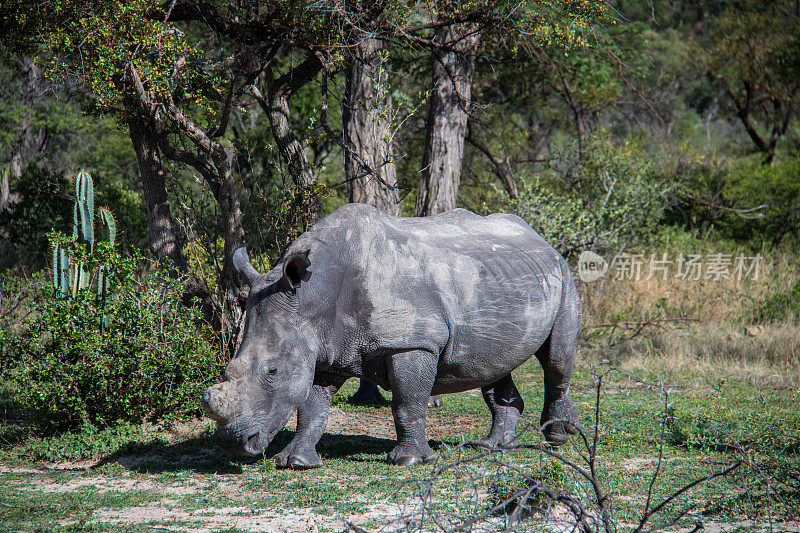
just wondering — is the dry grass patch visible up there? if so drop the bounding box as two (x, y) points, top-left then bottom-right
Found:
(583, 323), (800, 389)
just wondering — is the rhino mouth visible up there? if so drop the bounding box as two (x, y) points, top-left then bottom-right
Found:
(216, 414), (293, 457)
(214, 424), (271, 457)
(214, 405), (299, 457)
(243, 430), (266, 456)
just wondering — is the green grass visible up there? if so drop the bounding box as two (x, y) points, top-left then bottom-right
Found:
(0, 485), (164, 532)
(1, 358), (798, 532)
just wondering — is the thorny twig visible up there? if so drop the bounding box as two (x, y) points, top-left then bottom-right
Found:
(591, 316), (699, 341)
(351, 366), (768, 533)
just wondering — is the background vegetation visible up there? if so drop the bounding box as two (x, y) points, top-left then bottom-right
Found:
(0, 0), (798, 530)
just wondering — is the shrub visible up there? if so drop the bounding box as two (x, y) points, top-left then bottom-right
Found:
(0, 164), (72, 272)
(487, 457), (569, 517)
(2, 247), (224, 430)
(4, 421), (161, 462)
(663, 154), (800, 244)
(509, 132), (664, 256)
(725, 157), (800, 243)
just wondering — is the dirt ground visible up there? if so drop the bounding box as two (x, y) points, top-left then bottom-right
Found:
(1, 407), (501, 532)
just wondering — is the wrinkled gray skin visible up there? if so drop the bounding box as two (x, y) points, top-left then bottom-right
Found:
(201, 204), (581, 468)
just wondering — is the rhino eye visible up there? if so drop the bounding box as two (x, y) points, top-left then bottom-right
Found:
(268, 368), (278, 375)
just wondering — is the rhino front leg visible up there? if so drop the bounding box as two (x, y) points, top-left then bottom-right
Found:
(274, 371), (345, 470)
(386, 350), (437, 466)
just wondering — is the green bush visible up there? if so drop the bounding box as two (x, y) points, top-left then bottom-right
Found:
(663, 154), (800, 244)
(725, 158), (800, 243)
(509, 132), (664, 256)
(487, 457), (569, 516)
(1, 248), (224, 430)
(0, 164), (72, 272)
(2, 421), (161, 462)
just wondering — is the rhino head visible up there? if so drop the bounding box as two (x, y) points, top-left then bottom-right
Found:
(201, 247), (317, 456)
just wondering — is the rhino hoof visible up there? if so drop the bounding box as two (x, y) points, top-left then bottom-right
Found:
(392, 455), (422, 467)
(541, 419), (577, 447)
(427, 396), (444, 408)
(475, 433), (518, 450)
(541, 398), (579, 446)
(287, 454), (321, 470)
(542, 431), (570, 447)
(274, 449), (322, 470)
(388, 452), (437, 466)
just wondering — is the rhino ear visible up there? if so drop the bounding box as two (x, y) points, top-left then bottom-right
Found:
(283, 249), (311, 290)
(233, 246), (260, 286)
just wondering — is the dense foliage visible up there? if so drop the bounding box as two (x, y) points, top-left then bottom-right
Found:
(509, 133), (664, 255)
(1, 248), (223, 430)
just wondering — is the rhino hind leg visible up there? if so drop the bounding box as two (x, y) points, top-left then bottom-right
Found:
(349, 379), (389, 405)
(386, 350), (438, 466)
(350, 379), (443, 409)
(476, 374), (525, 449)
(536, 280), (581, 446)
(274, 372), (345, 470)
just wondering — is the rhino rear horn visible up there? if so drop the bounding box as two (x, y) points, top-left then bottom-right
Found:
(283, 249), (311, 289)
(233, 247), (260, 286)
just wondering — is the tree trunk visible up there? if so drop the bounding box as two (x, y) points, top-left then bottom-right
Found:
(0, 166), (9, 212)
(343, 38), (401, 215)
(251, 55), (323, 220)
(264, 56), (322, 190)
(216, 165), (245, 297)
(128, 114), (187, 271)
(416, 24), (480, 216)
(561, 76), (586, 160)
(3, 57), (45, 212)
(267, 89), (315, 189)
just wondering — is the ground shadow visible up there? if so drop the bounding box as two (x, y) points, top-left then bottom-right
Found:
(94, 430), (457, 474)
(94, 433), (251, 475)
(316, 433), (457, 462)
(316, 432), (395, 461)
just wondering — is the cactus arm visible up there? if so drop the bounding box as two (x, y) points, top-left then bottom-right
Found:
(96, 208), (117, 331)
(74, 175), (94, 254)
(52, 245), (58, 289)
(72, 172), (95, 291)
(52, 244), (71, 297)
(75, 170), (94, 239)
(76, 199), (93, 254)
(98, 208), (116, 247)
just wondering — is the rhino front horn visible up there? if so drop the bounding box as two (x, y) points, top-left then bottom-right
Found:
(201, 382), (238, 423)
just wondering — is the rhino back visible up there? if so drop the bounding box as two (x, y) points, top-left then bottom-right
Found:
(292, 204), (569, 390)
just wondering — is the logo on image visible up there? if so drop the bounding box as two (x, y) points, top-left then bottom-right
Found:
(577, 251), (608, 283)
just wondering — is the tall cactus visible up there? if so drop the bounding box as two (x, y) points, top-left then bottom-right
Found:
(72, 171), (94, 293)
(52, 171), (118, 332)
(96, 207), (117, 331)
